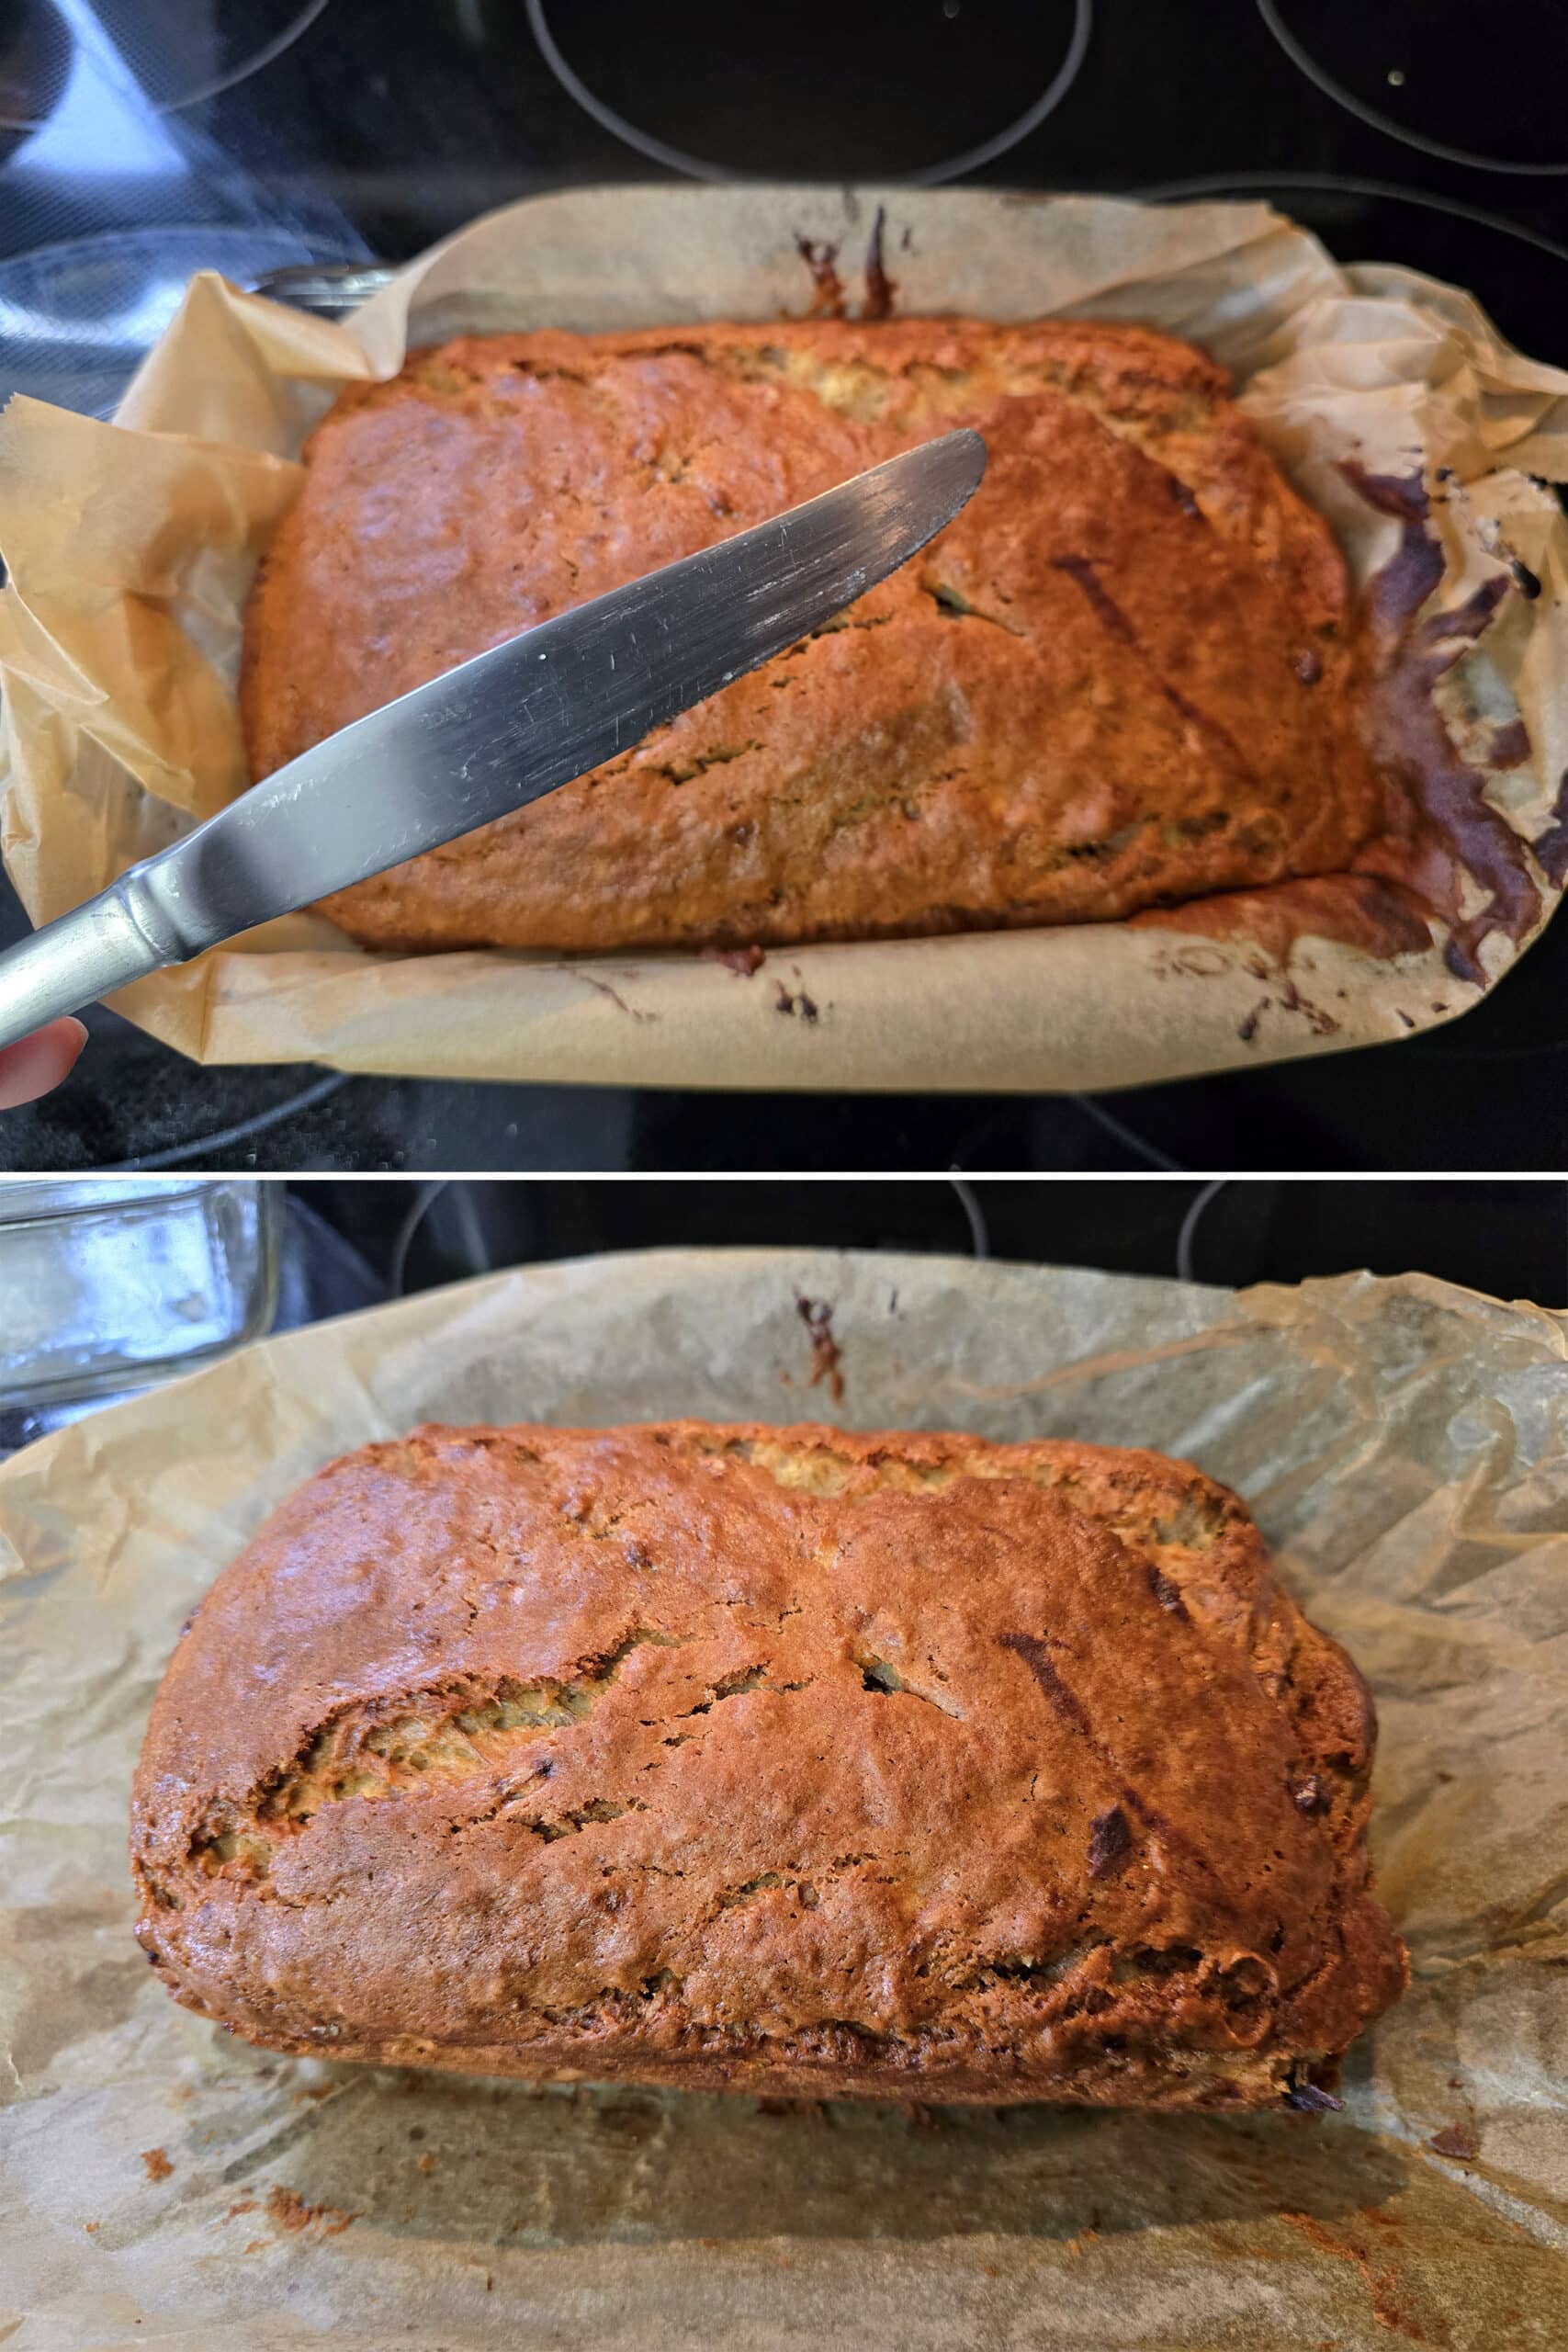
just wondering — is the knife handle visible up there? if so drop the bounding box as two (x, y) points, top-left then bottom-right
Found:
(0, 882), (174, 1053)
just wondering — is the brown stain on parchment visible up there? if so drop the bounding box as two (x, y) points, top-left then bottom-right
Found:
(1487, 718), (1530, 769)
(574, 973), (659, 1023)
(1348, 465), (1532, 984)
(863, 205), (897, 322)
(795, 206), (898, 321)
(1524, 767), (1568, 888)
(1133, 465), (1551, 999)
(773, 969), (820, 1022)
(1282, 2211), (1430, 2342)
(794, 236), (846, 320)
(795, 1295), (845, 1402)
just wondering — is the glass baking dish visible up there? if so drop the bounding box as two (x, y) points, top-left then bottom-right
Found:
(0, 1178), (280, 1412)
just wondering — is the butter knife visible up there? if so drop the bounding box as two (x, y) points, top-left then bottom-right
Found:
(0, 429), (985, 1050)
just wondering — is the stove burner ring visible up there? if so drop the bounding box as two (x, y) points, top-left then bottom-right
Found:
(98, 1069), (352, 1172)
(1134, 169), (1568, 270)
(0, 225), (370, 420)
(1257, 0), (1568, 177)
(526, 0), (1092, 187)
(0, 0), (333, 131)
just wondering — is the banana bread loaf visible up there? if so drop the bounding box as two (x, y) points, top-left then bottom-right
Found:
(132, 1422), (1405, 2106)
(239, 318), (1388, 953)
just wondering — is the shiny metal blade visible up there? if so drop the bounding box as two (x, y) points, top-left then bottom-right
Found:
(133, 428), (987, 958)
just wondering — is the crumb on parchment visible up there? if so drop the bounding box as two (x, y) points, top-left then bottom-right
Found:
(265, 2184), (356, 2237)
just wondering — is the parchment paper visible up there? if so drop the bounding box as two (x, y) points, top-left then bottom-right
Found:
(1, 1247), (1564, 2349)
(2, 188), (1566, 1092)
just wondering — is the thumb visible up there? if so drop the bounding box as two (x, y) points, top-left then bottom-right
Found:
(0, 1018), (88, 1110)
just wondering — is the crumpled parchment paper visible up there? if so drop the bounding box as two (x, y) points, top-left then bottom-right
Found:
(1, 187), (1566, 1091)
(1, 1246), (1564, 2348)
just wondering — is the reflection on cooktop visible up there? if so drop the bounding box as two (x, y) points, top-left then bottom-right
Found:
(0, 223), (362, 414)
(0, 0), (333, 130)
(0, 1), (71, 141)
(1258, 0), (1568, 175)
(526, 0), (1091, 183)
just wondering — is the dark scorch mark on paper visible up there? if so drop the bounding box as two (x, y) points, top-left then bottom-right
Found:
(1348, 463), (1448, 634)
(575, 974), (658, 1023)
(1528, 768), (1568, 888)
(774, 977), (819, 1023)
(795, 234), (846, 320)
(795, 1295), (844, 1402)
(1342, 461), (1543, 984)
(863, 204), (897, 322)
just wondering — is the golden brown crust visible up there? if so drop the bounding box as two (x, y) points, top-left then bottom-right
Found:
(239, 318), (1387, 953)
(131, 1422), (1406, 2106)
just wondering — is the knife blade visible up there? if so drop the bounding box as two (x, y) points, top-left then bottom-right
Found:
(0, 427), (985, 1051)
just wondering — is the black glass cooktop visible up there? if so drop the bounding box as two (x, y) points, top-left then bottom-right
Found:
(299, 1176), (1568, 1311)
(2, 0), (1566, 1173)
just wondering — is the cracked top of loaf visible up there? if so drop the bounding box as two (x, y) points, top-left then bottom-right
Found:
(239, 318), (1389, 952)
(131, 1422), (1406, 2106)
